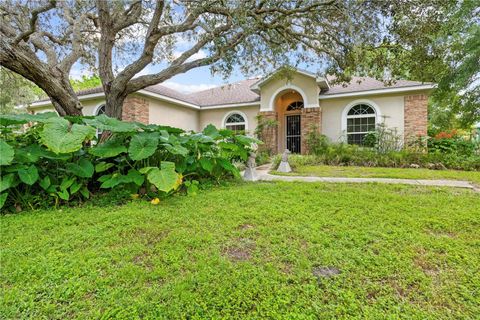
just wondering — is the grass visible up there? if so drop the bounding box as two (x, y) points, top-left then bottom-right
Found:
(272, 165), (480, 185)
(1, 182), (480, 319)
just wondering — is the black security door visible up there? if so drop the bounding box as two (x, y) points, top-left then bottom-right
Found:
(286, 115), (301, 153)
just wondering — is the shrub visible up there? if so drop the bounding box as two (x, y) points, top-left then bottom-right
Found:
(362, 122), (403, 153)
(0, 113), (258, 212)
(297, 123), (480, 171)
(254, 114), (278, 155)
(272, 141), (480, 171)
(305, 124), (330, 155)
(428, 131), (479, 157)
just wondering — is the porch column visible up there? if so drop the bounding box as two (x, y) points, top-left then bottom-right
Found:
(404, 94), (428, 145)
(122, 95), (150, 124)
(258, 111), (278, 155)
(300, 107), (322, 154)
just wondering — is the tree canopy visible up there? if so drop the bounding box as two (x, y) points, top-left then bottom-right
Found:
(0, 0), (478, 125)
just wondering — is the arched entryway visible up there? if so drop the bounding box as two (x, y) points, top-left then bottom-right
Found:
(274, 90), (304, 153)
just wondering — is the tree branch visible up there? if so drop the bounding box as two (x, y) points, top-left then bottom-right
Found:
(13, 0), (56, 44)
(127, 29), (245, 93)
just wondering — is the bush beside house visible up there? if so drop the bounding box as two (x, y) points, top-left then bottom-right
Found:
(0, 113), (257, 212)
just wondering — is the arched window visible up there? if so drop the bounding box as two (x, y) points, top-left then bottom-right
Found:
(95, 104), (106, 116)
(286, 101), (304, 111)
(346, 104), (376, 145)
(95, 104), (106, 138)
(224, 112), (246, 132)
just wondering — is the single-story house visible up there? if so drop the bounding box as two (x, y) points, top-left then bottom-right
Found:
(29, 68), (435, 154)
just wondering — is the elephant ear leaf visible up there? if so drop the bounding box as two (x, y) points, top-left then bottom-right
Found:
(83, 114), (138, 132)
(40, 117), (96, 154)
(18, 165), (39, 185)
(66, 159), (94, 178)
(0, 174), (15, 192)
(0, 192), (8, 209)
(89, 138), (127, 158)
(146, 162), (179, 192)
(128, 132), (159, 161)
(0, 140), (14, 166)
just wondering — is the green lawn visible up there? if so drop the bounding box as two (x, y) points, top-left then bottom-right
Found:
(2, 182), (479, 319)
(273, 165), (480, 185)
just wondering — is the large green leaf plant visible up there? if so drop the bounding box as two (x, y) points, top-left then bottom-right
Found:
(0, 113), (258, 212)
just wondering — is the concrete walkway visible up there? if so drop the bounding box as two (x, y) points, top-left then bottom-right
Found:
(246, 164), (479, 191)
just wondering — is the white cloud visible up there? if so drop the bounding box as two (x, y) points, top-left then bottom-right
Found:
(162, 81), (216, 93)
(70, 63), (93, 80)
(172, 49), (207, 62)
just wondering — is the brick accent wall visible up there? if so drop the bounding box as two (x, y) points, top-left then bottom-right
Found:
(300, 107), (322, 154)
(404, 94), (428, 144)
(258, 111), (278, 155)
(122, 95), (149, 124)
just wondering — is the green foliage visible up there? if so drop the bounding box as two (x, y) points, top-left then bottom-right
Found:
(362, 122), (403, 153)
(305, 124), (330, 155)
(0, 113), (257, 212)
(0, 140), (14, 165)
(65, 159), (94, 178)
(428, 132), (479, 157)
(274, 136), (480, 171)
(17, 165), (39, 185)
(128, 132), (160, 161)
(254, 114), (277, 155)
(69, 75), (101, 92)
(39, 117), (96, 153)
(89, 138), (127, 158)
(0, 67), (41, 114)
(144, 162), (180, 193)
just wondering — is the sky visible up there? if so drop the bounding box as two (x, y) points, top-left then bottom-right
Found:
(71, 60), (323, 94)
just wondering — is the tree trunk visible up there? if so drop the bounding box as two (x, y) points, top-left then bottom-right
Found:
(104, 86), (127, 120)
(0, 39), (83, 116)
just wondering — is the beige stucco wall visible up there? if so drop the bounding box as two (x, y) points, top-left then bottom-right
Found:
(199, 105), (260, 134)
(259, 73), (320, 111)
(30, 98), (105, 116)
(320, 94), (405, 143)
(149, 99), (199, 131)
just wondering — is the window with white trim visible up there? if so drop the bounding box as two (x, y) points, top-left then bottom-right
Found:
(95, 104), (106, 138)
(286, 101), (304, 111)
(95, 104), (106, 116)
(224, 113), (246, 132)
(346, 104), (376, 145)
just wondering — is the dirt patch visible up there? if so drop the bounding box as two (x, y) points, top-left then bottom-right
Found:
(132, 252), (154, 270)
(312, 266), (341, 279)
(121, 228), (169, 246)
(426, 229), (456, 239)
(237, 223), (255, 230)
(280, 261), (294, 274)
(223, 238), (256, 262)
(414, 248), (440, 276)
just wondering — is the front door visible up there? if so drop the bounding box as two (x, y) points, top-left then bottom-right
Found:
(286, 115), (301, 153)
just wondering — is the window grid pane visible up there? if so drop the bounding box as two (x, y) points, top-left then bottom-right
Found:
(226, 124), (245, 132)
(286, 101), (304, 111)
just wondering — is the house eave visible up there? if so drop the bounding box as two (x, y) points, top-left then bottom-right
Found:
(250, 67), (329, 92)
(200, 101), (260, 110)
(28, 90), (201, 110)
(318, 84), (436, 100)
(29, 92), (106, 108)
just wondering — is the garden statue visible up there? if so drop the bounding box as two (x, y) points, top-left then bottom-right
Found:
(277, 149), (292, 173)
(243, 152), (258, 181)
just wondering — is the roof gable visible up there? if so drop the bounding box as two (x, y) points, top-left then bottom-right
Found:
(250, 67), (329, 92)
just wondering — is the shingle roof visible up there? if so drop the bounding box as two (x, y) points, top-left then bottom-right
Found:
(31, 73), (432, 108)
(185, 78), (260, 106)
(144, 84), (198, 105)
(32, 84), (198, 105)
(323, 76), (432, 95)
